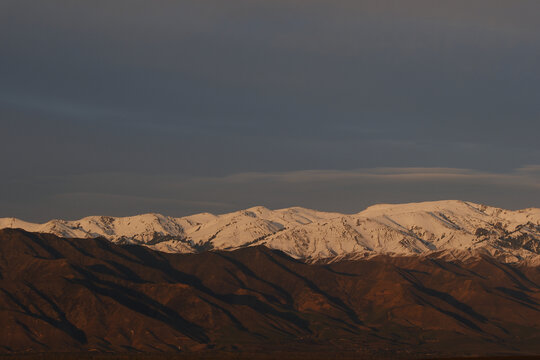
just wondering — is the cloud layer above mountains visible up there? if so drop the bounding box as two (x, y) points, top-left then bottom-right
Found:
(2, 167), (538, 222)
(1, 1), (539, 220)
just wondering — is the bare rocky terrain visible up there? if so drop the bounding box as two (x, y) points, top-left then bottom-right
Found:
(1, 228), (540, 358)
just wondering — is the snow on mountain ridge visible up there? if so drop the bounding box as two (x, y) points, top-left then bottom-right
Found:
(1, 200), (539, 263)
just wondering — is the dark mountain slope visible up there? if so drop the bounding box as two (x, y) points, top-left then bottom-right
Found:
(1, 229), (540, 358)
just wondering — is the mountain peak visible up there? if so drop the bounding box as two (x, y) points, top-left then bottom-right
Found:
(1, 201), (538, 263)
(360, 199), (477, 215)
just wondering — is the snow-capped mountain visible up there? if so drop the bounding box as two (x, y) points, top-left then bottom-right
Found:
(1, 200), (539, 263)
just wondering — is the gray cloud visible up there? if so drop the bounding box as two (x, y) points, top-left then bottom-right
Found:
(1, 1), (539, 220)
(220, 167), (540, 187)
(1, 167), (538, 222)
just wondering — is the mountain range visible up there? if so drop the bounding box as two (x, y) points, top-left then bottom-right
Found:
(2, 228), (540, 358)
(2, 200), (539, 264)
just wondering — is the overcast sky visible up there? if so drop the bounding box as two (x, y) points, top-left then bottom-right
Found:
(1, 0), (539, 221)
